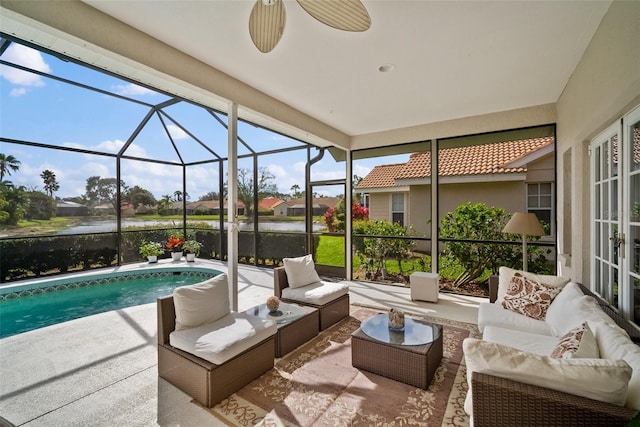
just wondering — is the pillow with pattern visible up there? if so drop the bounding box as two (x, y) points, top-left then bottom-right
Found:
(501, 272), (562, 320)
(550, 322), (600, 359)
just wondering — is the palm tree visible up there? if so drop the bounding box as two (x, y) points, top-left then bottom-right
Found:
(40, 169), (60, 197)
(0, 154), (21, 181)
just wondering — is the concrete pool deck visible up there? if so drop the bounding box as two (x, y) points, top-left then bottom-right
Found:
(0, 259), (483, 426)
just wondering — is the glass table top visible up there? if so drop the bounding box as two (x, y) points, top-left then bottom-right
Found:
(360, 313), (441, 346)
(245, 302), (310, 325)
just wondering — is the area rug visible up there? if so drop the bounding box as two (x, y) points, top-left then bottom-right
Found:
(202, 305), (480, 426)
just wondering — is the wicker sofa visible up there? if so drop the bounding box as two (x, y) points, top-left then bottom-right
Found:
(157, 274), (277, 407)
(274, 255), (349, 331)
(466, 267), (639, 426)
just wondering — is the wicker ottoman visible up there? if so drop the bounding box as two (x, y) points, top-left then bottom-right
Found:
(351, 314), (443, 389)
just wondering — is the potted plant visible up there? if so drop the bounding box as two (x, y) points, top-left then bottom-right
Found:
(165, 235), (185, 261)
(139, 241), (163, 263)
(182, 240), (202, 262)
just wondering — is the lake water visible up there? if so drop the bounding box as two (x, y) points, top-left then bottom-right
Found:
(57, 219), (327, 234)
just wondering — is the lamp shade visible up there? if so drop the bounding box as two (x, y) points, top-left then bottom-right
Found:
(502, 212), (545, 236)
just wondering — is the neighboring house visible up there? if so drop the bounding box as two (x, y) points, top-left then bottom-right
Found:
(168, 200), (245, 216)
(355, 136), (555, 242)
(272, 200), (289, 217)
(258, 198), (284, 213)
(284, 197), (342, 216)
(55, 201), (89, 217)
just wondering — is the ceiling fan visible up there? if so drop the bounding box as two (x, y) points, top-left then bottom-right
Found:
(249, 0), (371, 53)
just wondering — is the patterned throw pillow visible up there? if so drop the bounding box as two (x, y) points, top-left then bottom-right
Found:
(550, 322), (600, 359)
(501, 272), (562, 320)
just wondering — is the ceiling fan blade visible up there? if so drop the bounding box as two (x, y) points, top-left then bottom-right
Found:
(249, 0), (286, 53)
(297, 0), (371, 32)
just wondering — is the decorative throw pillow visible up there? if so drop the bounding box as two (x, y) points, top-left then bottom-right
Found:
(496, 266), (569, 304)
(173, 274), (230, 330)
(501, 272), (562, 320)
(283, 254), (321, 289)
(550, 322), (600, 359)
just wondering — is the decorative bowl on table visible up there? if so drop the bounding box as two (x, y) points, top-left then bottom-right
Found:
(266, 296), (281, 315)
(388, 308), (405, 331)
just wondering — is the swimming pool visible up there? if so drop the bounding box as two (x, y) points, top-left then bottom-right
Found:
(0, 265), (221, 339)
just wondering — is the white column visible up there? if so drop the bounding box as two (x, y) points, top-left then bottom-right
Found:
(346, 150), (352, 279)
(227, 102), (238, 311)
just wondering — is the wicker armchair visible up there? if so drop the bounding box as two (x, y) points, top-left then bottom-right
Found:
(157, 295), (275, 407)
(274, 266), (349, 330)
(471, 372), (636, 427)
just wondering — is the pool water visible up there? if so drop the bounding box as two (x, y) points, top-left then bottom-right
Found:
(0, 273), (215, 339)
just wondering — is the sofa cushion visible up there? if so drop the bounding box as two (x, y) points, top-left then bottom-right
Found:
(173, 274), (230, 331)
(545, 282), (585, 335)
(281, 280), (349, 305)
(483, 325), (558, 356)
(591, 320), (640, 410)
(283, 254), (322, 289)
(477, 302), (553, 335)
(462, 338), (632, 416)
(496, 266), (569, 304)
(501, 272), (562, 320)
(169, 312), (277, 364)
(550, 322), (599, 359)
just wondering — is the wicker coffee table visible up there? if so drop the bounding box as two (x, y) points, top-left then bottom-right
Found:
(246, 302), (319, 357)
(351, 313), (443, 389)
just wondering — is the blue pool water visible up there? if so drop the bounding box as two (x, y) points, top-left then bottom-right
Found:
(0, 270), (220, 339)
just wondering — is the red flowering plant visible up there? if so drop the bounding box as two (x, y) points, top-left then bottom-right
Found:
(165, 235), (185, 252)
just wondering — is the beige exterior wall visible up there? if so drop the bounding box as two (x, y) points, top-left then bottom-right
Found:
(273, 203), (288, 217)
(526, 154), (555, 182)
(556, 0), (640, 284)
(368, 192), (394, 221)
(408, 186), (431, 237)
(368, 181), (526, 248)
(438, 181), (525, 219)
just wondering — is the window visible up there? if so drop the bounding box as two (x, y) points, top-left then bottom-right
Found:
(527, 182), (553, 236)
(391, 193), (404, 226)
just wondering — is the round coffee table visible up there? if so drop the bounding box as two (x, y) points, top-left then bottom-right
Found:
(352, 313), (443, 389)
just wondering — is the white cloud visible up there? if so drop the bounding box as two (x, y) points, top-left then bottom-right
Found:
(353, 164), (372, 178)
(0, 44), (51, 88)
(111, 83), (157, 96)
(167, 124), (189, 140)
(94, 139), (148, 158)
(10, 87), (27, 97)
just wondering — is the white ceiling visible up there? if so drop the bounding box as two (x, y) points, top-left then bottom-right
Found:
(77, 1), (610, 137)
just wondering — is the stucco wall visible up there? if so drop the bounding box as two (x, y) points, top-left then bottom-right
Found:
(556, 0), (640, 284)
(526, 154), (555, 182)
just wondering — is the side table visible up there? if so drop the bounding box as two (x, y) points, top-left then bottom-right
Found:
(246, 302), (319, 357)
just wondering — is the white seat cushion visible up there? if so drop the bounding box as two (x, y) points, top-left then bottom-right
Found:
(169, 312), (277, 365)
(281, 280), (348, 306)
(483, 326), (558, 356)
(477, 302), (553, 335)
(463, 338), (632, 416)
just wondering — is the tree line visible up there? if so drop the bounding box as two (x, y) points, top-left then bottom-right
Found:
(0, 154), (325, 225)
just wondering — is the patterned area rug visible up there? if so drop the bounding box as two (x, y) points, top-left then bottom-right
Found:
(202, 305), (480, 426)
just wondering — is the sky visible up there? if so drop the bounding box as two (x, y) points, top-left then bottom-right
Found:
(0, 42), (409, 201)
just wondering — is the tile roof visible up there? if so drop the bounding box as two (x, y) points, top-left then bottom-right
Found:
(356, 163), (408, 189)
(356, 136), (554, 189)
(258, 198), (284, 210)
